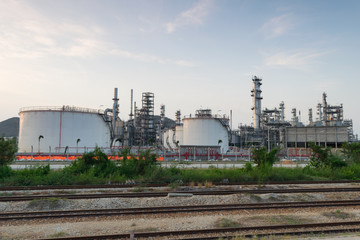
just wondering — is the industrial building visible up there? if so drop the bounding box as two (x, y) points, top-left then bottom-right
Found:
(17, 77), (358, 157)
(238, 76), (357, 151)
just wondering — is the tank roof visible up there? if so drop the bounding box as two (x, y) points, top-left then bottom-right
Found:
(19, 106), (104, 114)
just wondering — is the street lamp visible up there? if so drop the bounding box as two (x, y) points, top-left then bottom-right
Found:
(38, 135), (44, 154)
(76, 138), (81, 154)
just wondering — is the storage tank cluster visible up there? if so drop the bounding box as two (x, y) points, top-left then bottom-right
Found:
(161, 109), (230, 153)
(17, 77), (358, 155)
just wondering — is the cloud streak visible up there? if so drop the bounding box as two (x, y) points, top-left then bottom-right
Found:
(260, 14), (294, 39)
(0, 0), (194, 67)
(263, 49), (329, 70)
(110, 48), (196, 67)
(166, 0), (213, 33)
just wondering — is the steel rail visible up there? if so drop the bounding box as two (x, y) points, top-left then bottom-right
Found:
(1, 180), (360, 191)
(180, 228), (360, 240)
(38, 221), (360, 240)
(3, 199), (360, 221)
(3, 187), (360, 202)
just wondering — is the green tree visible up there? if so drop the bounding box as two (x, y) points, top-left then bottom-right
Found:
(252, 146), (279, 168)
(0, 137), (18, 166)
(308, 142), (347, 169)
(342, 142), (360, 163)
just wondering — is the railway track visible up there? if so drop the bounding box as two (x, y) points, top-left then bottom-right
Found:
(2, 187), (360, 201)
(1, 180), (360, 191)
(38, 221), (360, 240)
(2, 199), (360, 221)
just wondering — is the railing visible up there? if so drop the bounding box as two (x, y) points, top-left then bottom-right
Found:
(183, 114), (229, 120)
(19, 106), (105, 114)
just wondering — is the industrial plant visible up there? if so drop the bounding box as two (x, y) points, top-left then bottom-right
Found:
(17, 77), (358, 159)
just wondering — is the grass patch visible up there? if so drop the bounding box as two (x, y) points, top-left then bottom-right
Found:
(132, 186), (146, 192)
(49, 231), (67, 238)
(268, 215), (310, 225)
(249, 194), (263, 202)
(54, 190), (77, 195)
(215, 218), (242, 228)
(323, 209), (353, 219)
(244, 215), (311, 226)
(27, 197), (66, 210)
(132, 227), (158, 232)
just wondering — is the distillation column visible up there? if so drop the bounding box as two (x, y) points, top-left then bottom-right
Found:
(251, 76), (263, 130)
(279, 101), (285, 121)
(322, 92), (328, 126)
(112, 88), (119, 138)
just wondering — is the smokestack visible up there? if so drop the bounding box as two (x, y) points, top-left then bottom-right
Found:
(134, 101), (137, 128)
(129, 89), (134, 120)
(160, 105), (165, 129)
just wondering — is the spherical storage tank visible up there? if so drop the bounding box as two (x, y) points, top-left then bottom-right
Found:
(182, 116), (229, 153)
(18, 106), (111, 153)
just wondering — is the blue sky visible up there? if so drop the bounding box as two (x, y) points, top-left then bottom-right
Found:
(1, 0), (359, 135)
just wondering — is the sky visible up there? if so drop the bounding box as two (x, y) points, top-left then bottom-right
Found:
(1, 0), (359, 136)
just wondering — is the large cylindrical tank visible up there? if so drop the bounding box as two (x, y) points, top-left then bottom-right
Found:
(18, 106), (111, 153)
(182, 117), (229, 152)
(162, 125), (184, 150)
(174, 125), (183, 147)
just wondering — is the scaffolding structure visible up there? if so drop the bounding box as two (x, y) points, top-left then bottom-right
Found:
(134, 92), (155, 145)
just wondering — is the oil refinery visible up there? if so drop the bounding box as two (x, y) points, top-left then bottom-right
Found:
(17, 77), (358, 159)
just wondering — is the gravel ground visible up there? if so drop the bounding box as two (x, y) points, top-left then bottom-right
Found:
(1, 185), (360, 239)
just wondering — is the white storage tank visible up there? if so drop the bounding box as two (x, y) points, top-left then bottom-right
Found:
(182, 110), (229, 153)
(162, 128), (172, 150)
(174, 125), (183, 147)
(162, 125), (184, 150)
(18, 106), (111, 153)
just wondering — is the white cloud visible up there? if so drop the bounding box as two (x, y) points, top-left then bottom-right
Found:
(110, 48), (196, 67)
(0, 0), (194, 67)
(175, 60), (196, 67)
(264, 50), (329, 70)
(166, 0), (214, 33)
(260, 14), (294, 39)
(0, 0), (106, 59)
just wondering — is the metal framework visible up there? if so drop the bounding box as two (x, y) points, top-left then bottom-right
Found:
(133, 92), (155, 146)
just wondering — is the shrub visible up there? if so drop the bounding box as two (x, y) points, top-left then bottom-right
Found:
(118, 149), (159, 178)
(309, 142), (347, 169)
(342, 142), (360, 163)
(0, 137), (17, 166)
(65, 147), (117, 177)
(252, 147), (279, 168)
(0, 165), (12, 180)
